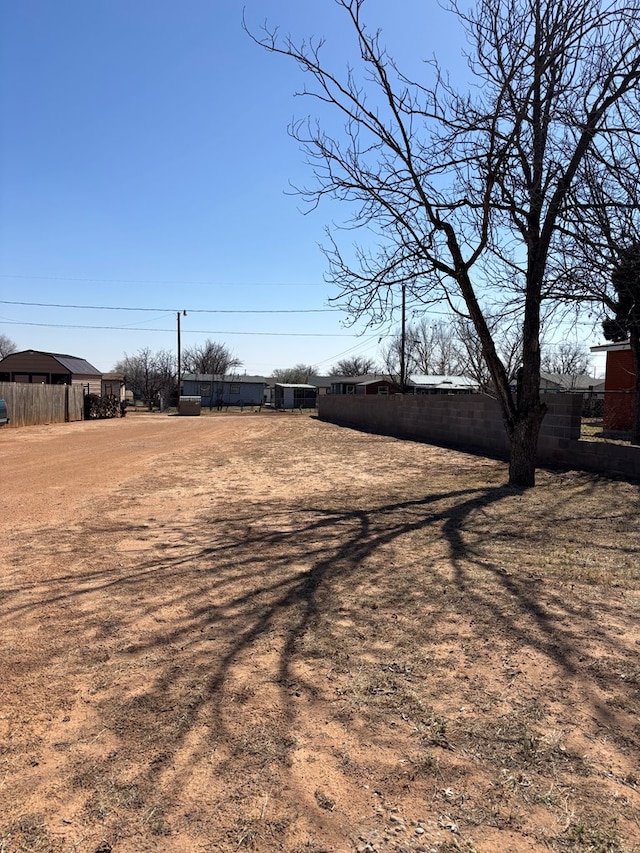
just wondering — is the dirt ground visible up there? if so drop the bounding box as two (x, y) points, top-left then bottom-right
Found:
(1, 411), (639, 853)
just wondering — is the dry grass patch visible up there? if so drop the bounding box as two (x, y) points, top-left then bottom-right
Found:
(0, 414), (639, 852)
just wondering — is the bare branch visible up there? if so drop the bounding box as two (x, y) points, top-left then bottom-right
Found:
(247, 0), (640, 485)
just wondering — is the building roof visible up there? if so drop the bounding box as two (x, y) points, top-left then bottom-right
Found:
(356, 378), (397, 387)
(590, 341), (631, 352)
(274, 383), (317, 389)
(324, 374), (384, 384)
(236, 375), (269, 384)
(182, 373), (266, 384)
(51, 354), (102, 375)
(408, 374), (479, 390)
(0, 350), (102, 375)
(540, 371), (604, 391)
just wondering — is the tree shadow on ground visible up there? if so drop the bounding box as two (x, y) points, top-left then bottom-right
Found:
(2, 464), (639, 849)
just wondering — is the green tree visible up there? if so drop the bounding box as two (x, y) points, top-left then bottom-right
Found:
(248, 0), (640, 486)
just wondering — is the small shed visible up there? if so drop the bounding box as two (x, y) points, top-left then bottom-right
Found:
(0, 349), (102, 394)
(101, 372), (126, 401)
(591, 342), (636, 431)
(274, 383), (317, 410)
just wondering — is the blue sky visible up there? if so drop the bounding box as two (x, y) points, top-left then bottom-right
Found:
(0, 1), (604, 376)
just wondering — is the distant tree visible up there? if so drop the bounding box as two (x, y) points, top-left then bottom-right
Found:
(603, 243), (640, 444)
(182, 339), (242, 376)
(444, 316), (524, 392)
(153, 349), (177, 408)
(329, 355), (377, 376)
(411, 319), (464, 376)
(272, 364), (316, 383)
(382, 315), (523, 393)
(449, 318), (491, 391)
(0, 334), (17, 360)
(114, 348), (176, 410)
(383, 318), (485, 381)
(541, 343), (591, 377)
(380, 334), (404, 385)
(381, 320), (464, 388)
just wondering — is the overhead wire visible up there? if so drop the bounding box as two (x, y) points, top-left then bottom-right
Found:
(1, 319), (363, 338)
(0, 274), (327, 287)
(0, 299), (337, 314)
(0, 296), (391, 345)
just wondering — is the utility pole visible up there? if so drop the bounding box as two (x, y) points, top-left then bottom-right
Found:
(177, 310), (187, 406)
(400, 283), (406, 393)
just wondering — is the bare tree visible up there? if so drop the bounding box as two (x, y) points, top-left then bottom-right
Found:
(382, 319), (464, 380)
(381, 316), (521, 392)
(114, 348), (176, 410)
(272, 364), (317, 383)
(541, 343), (591, 377)
(452, 316), (523, 392)
(248, 0), (640, 487)
(380, 332), (406, 384)
(329, 355), (377, 376)
(554, 125), (640, 443)
(0, 334), (17, 360)
(412, 319), (464, 376)
(182, 339), (242, 376)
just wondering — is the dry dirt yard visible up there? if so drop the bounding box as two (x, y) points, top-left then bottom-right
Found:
(1, 412), (639, 853)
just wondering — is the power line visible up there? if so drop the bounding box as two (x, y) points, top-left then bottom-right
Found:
(0, 274), (327, 287)
(2, 319), (365, 338)
(314, 333), (385, 368)
(0, 299), (336, 314)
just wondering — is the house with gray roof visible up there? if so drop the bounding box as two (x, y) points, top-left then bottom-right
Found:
(539, 371), (604, 393)
(407, 374), (480, 394)
(326, 374), (394, 395)
(181, 373), (267, 408)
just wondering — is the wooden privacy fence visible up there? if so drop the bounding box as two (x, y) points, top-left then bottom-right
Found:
(0, 382), (85, 427)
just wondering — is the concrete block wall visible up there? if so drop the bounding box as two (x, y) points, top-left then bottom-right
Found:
(388, 393), (511, 458)
(563, 437), (640, 479)
(318, 393), (639, 480)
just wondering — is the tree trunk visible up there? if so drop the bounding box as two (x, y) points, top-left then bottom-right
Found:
(507, 403), (547, 488)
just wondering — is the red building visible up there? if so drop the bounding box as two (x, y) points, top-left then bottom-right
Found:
(591, 342), (636, 432)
